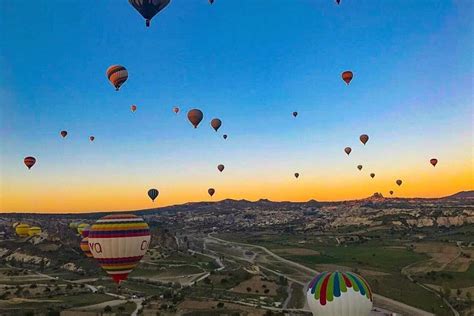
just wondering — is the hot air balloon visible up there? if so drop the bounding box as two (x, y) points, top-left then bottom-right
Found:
(81, 226), (90, 238)
(80, 237), (93, 258)
(294, 173), (299, 178)
(24, 156), (36, 170)
(209, 0), (214, 4)
(389, 190), (394, 195)
(293, 111), (298, 118)
(370, 173), (375, 178)
(217, 164), (224, 172)
(430, 158), (438, 167)
(131, 105), (137, 112)
(128, 0), (170, 27)
(15, 224), (30, 237)
(307, 271), (373, 316)
(188, 109), (203, 128)
(359, 134), (369, 145)
(12, 222), (20, 229)
(396, 179), (402, 186)
(88, 214), (151, 283)
(344, 147), (352, 156)
(148, 189), (159, 202)
(28, 226), (42, 237)
(77, 223), (90, 236)
(208, 188), (215, 197)
(60, 131), (68, 138)
(69, 222), (80, 229)
(341, 71), (353, 85)
(173, 106), (179, 114)
(335, 0), (341, 4)
(357, 165), (363, 171)
(211, 118), (222, 132)
(223, 134), (228, 140)
(106, 65), (128, 91)
(90, 136), (95, 142)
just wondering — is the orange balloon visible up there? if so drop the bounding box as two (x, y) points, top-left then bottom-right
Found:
(342, 71), (353, 85)
(211, 118), (222, 132)
(106, 65), (128, 91)
(188, 109), (203, 128)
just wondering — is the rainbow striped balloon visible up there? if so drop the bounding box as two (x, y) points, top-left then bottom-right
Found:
(88, 214), (151, 283)
(80, 237), (93, 258)
(307, 271), (373, 316)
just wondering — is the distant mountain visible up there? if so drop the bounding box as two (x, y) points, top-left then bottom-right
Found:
(442, 190), (474, 199)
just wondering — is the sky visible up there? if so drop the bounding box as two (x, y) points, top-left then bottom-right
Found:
(0, 0), (472, 213)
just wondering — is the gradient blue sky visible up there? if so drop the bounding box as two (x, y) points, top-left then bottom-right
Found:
(1, 0), (472, 212)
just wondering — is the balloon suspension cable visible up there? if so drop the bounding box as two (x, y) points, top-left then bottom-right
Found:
(146, 19), (150, 27)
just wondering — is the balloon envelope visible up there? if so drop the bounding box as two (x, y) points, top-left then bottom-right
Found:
(307, 271), (373, 316)
(294, 173), (299, 178)
(211, 118), (222, 131)
(217, 164), (224, 172)
(90, 136), (95, 142)
(77, 223), (90, 236)
(28, 226), (42, 237)
(293, 111), (298, 117)
(128, 0), (170, 27)
(223, 134), (228, 140)
(81, 237), (93, 258)
(359, 134), (369, 145)
(188, 109), (203, 128)
(131, 105), (137, 112)
(173, 106), (179, 114)
(148, 189), (159, 202)
(344, 147), (352, 155)
(396, 180), (402, 186)
(88, 214), (151, 283)
(208, 188), (215, 197)
(15, 224), (30, 237)
(430, 158), (438, 167)
(389, 191), (394, 195)
(24, 156), (36, 169)
(342, 71), (353, 85)
(357, 165), (362, 171)
(60, 131), (67, 138)
(106, 65), (128, 91)
(370, 173), (375, 178)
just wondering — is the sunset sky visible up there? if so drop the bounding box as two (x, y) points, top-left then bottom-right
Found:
(1, 1), (472, 213)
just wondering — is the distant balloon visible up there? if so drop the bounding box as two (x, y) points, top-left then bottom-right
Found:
(209, 0), (214, 4)
(293, 111), (298, 118)
(344, 147), (352, 155)
(389, 190), (394, 195)
(88, 214), (151, 283)
(148, 188), (159, 202)
(187, 109), (203, 128)
(396, 179), (402, 186)
(80, 237), (93, 258)
(128, 0), (171, 27)
(335, 0), (341, 4)
(370, 173), (375, 178)
(60, 131), (68, 138)
(430, 158), (438, 167)
(217, 164), (224, 172)
(211, 118), (222, 132)
(131, 105), (137, 112)
(173, 106), (179, 114)
(106, 65), (128, 91)
(307, 271), (373, 316)
(342, 71), (353, 85)
(208, 188), (215, 197)
(223, 134), (228, 140)
(24, 156), (36, 170)
(294, 173), (299, 178)
(90, 136), (95, 142)
(28, 226), (42, 237)
(15, 224), (30, 237)
(357, 165), (363, 171)
(359, 134), (369, 145)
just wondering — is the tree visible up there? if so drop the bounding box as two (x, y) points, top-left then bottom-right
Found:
(104, 305), (112, 313)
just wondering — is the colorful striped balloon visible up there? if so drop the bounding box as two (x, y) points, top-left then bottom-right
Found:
(307, 271), (373, 316)
(80, 237), (93, 258)
(88, 214), (151, 283)
(106, 65), (128, 91)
